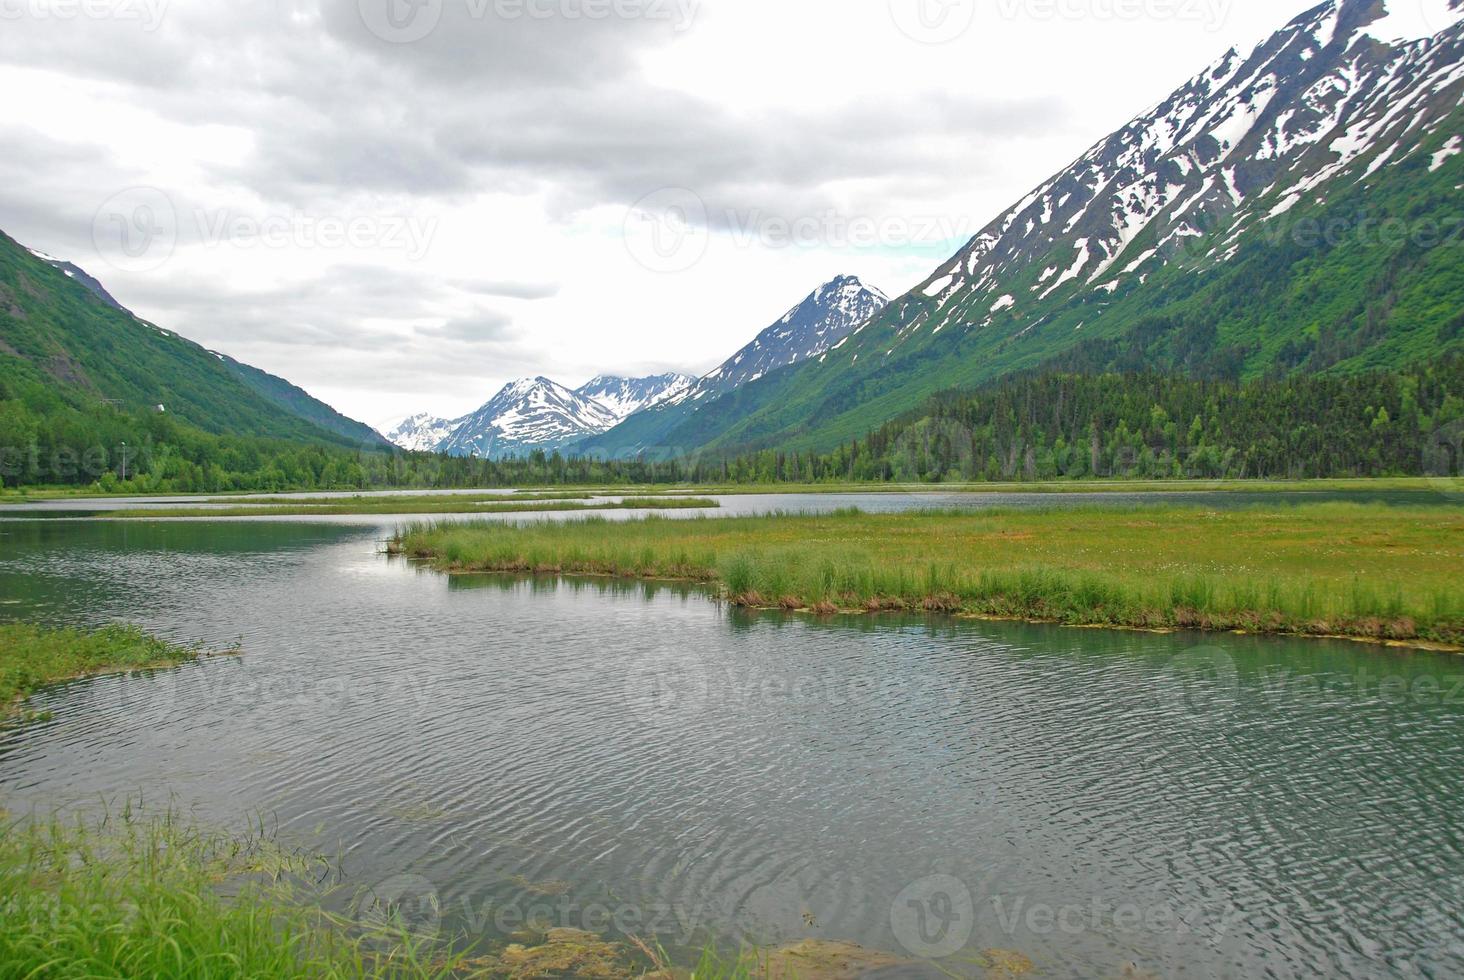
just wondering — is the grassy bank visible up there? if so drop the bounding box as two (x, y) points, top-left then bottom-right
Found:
(0, 809), (464, 979)
(109, 496), (720, 518)
(0, 623), (221, 720)
(673, 476), (1464, 496)
(0, 807), (942, 979)
(393, 504), (1464, 646)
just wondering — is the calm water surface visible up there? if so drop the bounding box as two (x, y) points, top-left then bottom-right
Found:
(0, 509), (1461, 979)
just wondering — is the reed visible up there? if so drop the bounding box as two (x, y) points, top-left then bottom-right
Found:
(0, 808), (467, 979)
(392, 503), (1464, 646)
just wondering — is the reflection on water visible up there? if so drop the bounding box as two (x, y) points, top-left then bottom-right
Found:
(0, 519), (1462, 978)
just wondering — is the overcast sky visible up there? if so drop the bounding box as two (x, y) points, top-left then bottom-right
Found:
(3, 0), (1425, 428)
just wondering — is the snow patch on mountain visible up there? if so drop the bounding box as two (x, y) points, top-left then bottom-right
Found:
(574, 373), (696, 421)
(875, 0), (1464, 350)
(384, 413), (461, 453)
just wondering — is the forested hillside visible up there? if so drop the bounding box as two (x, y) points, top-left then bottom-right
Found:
(706, 357), (1464, 483)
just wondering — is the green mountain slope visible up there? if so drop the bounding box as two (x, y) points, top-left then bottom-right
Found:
(218, 355), (389, 448)
(627, 0), (1464, 459)
(0, 230), (381, 449)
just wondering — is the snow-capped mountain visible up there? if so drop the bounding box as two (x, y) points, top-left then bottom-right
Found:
(574, 373), (696, 421)
(574, 275), (891, 457)
(383, 373), (700, 456)
(900, 0), (1464, 335)
(609, 0), (1464, 458)
(433, 377), (621, 459)
(674, 275), (889, 404)
(384, 413), (461, 453)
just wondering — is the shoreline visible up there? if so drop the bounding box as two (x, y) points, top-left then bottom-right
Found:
(0, 624), (235, 722)
(426, 562), (1464, 654)
(391, 504), (1464, 652)
(4, 474), (1460, 505)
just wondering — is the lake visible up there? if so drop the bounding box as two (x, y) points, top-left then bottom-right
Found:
(1, 497), (1461, 978)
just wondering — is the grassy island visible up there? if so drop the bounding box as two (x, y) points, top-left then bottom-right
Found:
(0, 623), (222, 720)
(109, 495), (720, 519)
(392, 503), (1464, 647)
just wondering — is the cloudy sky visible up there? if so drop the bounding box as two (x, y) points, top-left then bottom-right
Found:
(3, 0), (1425, 428)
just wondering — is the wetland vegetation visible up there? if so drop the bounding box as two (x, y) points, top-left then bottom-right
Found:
(392, 503), (1464, 646)
(0, 623), (219, 722)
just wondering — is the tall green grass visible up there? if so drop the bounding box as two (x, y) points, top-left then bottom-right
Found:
(0, 809), (462, 979)
(0, 623), (220, 720)
(393, 504), (1464, 645)
(0, 806), (774, 979)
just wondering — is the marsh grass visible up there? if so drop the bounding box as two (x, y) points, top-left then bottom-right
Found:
(0, 623), (223, 721)
(0, 805), (773, 979)
(0, 808), (470, 979)
(393, 504), (1464, 645)
(111, 496), (720, 519)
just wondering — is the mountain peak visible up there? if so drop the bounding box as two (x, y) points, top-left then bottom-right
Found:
(660, 276), (890, 404)
(575, 373), (696, 420)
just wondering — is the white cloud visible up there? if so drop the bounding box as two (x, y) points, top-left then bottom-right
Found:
(0, 0), (1326, 425)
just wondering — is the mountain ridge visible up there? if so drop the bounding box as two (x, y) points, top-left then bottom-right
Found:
(579, 274), (890, 457)
(0, 231), (389, 450)
(386, 275), (888, 458)
(607, 0), (1464, 459)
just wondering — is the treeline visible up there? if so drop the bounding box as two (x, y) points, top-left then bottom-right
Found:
(710, 357), (1464, 483)
(6, 357), (1462, 493)
(0, 387), (690, 492)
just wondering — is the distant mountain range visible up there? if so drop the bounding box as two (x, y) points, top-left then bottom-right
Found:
(385, 275), (888, 458)
(0, 232), (389, 450)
